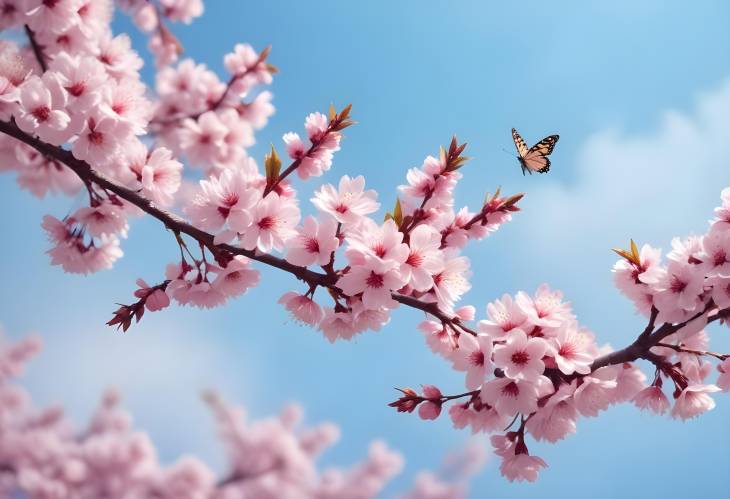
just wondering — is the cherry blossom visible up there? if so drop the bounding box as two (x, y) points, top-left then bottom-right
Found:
(670, 384), (721, 420)
(337, 255), (406, 310)
(14, 73), (71, 145)
(481, 376), (549, 418)
(312, 175), (380, 224)
(550, 324), (595, 375)
(238, 192), (300, 253)
(450, 333), (493, 390)
(633, 386), (670, 414)
(478, 294), (528, 339)
(492, 329), (548, 381)
(278, 292), (325, 326)
(72, 112), (129, 165)
(186, 167), (259, 232)
(285, 216), (340, 267)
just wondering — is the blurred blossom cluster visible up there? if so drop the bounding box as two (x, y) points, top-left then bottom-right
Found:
(0, 333), (485, 498)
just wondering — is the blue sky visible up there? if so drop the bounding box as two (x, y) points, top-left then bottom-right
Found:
(1, 1), (730, 497)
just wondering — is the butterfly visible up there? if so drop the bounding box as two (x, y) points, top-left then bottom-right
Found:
(511, 128), (560, 175)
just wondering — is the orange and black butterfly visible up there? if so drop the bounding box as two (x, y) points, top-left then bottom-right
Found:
(511, 128), (559, 175)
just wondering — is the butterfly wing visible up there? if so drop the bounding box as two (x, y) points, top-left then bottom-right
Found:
(522, 134), (559, 173)
(511, 128), (529, 157)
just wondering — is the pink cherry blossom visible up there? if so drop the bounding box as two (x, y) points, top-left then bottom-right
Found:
(667, 235), (705, 266)
(480, 376), (551, 418)
(224, 43), (272, 92)
(37, 23), (95, 57)
(399, 162), (454, 209)
(613, 363), (647, 402)
(670, 384), (721, 420)
(100, 77), (151, 135)
(25, 0), (81, 34)
(337, 255), (405, 310)
(633, 386), (670, 414)
(212, 255), (260, 298)
(351, 298), (391, 332)
(186, 167), (259, 232)
(431, 254), (471, 310)
(652, 261), (705, 318)
(515, 284), (574, 333)
(345, 218), (409, 267)
(526, 383), (578, 442)
(138, 147), (183, 206)
(612, 244), (664, 299)
(14, 148), (82, 197)
(42, 215), (123, 274)
(179, 111), (229, 166)
(72, 113), (129, 166)
(286, 216), (340, 267)
(550, 324), (595, 375)
(708, 274), (730, 308)
(165, 262), (227, 309)
(418, 385), (443, 420)
(50, 53), (107, 113)
(450, 333), (493, 390)
(712, 187), (730, 228)
(278, 292), (325, 326)
(448, 403), (472, 429)
(14, 73), (71, 145)
(312, 175), (379, 225)
(159, 0), (204, 24)
(401, 224), (444, 291)
(717, 359), (730, 391)
(478, 294), (528, 339)
(499, 452), (548, 483)
(134, 278), (171, 312)
(419, 320), (456, 357)
(96, 33), (144, 80)
(239, 193), (300, 253)
(1, 3), (729, 486)
(493, 329), (548, 381)
(572, 369), (618, 417)
(283, 131), (306, 159)
(702, 226), (730, 276)
(240, 90), (274, 129)
(318, 308), (358, 343)
(73, 201), (129, 238)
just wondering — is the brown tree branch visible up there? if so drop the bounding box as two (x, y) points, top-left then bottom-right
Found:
(0, 119), (464, 330)
(590, 303), (729, 371)
(150, 47), (274, 127)
(24, 25), (47, 72)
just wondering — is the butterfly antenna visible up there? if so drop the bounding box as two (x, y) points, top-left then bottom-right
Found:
(500, 148), (514, 157)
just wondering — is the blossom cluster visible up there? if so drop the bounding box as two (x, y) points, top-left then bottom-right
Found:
(280, 140), (520, 343)
(0, 332), (484, 498)
(0, 0), (273, 278)
(388, 189), (730, 482)
(613, 188), (730, 325)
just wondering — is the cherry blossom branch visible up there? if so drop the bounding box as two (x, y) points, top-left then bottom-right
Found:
(389, 386), (479, 415)
(393, 294), (477, 336)
(23, 25), (47, 72)
(263, 104), (354, 196)
(0, 118), (473, 334)
(150, 47), (275, 126)
(590, 302), (728, 371)
(0, 119), (331, 282)
(655, 342), (730, 361)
